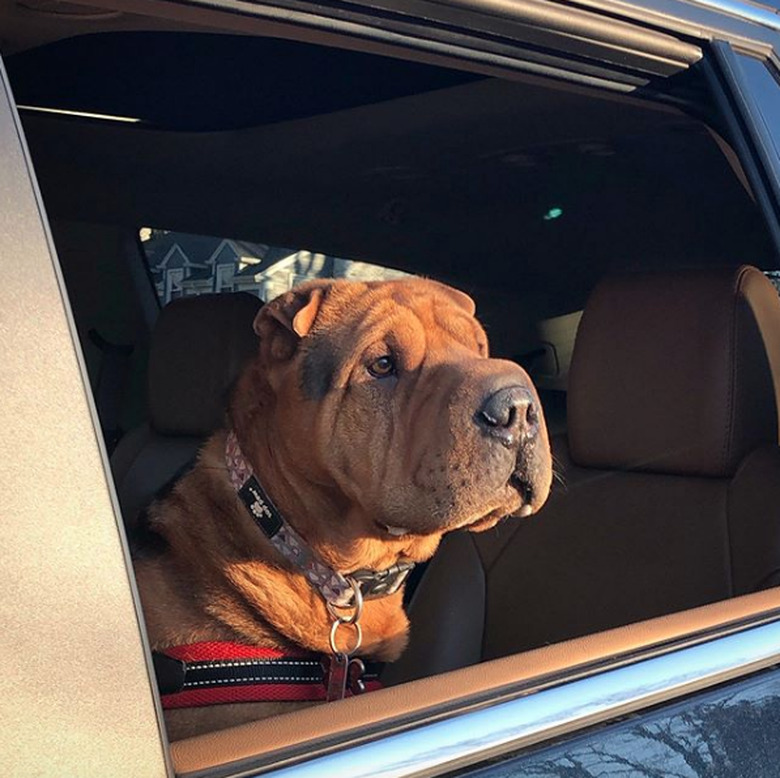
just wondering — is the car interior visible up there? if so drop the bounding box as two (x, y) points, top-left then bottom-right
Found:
(4, 0), (780, 770)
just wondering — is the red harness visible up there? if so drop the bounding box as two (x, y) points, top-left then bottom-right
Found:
(152, 437), (400, 711)
(154, 641), (382, 709)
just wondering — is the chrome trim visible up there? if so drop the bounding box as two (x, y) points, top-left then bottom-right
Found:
(16, 104), (142, 123)
(259, 619), (780, 778)
(572, 0), (780, 37)
(684, 0), (780, 31)
(538, 0), (780, 55)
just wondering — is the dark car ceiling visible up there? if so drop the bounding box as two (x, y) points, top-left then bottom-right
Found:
(6, 32), (483, 130)
(11, 32), (777, 313)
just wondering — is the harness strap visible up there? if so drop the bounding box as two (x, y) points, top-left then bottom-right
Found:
(153, 641), (381, 709)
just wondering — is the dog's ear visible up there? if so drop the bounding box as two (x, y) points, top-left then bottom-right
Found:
(253, 284), (326, 362)
(256, 285), (325, 337)
(428, 280), (476, 317)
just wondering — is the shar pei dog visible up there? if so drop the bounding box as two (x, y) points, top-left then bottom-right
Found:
(134, 278), (552, 739)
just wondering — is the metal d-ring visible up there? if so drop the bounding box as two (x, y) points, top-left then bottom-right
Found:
(329, 618), (363, 656)
(326, 577), (364, 625)
(326, 578), (364, 657)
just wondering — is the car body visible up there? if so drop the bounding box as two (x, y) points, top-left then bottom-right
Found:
(2, 0), (780, 774)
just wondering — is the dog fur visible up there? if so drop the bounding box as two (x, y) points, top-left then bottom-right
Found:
(134, 278), (552, 739)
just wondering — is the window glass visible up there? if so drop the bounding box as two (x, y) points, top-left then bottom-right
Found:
(138, 228), (412, 305)
(468, 669), (780, 778)
(737, 55), (780, 161)
(766, 270), (780, 293)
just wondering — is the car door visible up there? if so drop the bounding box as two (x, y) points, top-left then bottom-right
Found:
(0, 58), (171, 777)
(3, 0), (780, 776)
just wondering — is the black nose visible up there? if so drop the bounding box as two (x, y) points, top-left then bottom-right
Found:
(476, 386), (539, 447)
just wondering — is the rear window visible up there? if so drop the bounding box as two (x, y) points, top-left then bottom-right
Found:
(139, 228), (412, 305)
(766, 270), (780, 293)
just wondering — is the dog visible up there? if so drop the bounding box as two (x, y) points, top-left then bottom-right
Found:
(133, 278), (552, 740)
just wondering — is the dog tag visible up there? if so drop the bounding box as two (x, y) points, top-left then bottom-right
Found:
(323, 653), (349, 701)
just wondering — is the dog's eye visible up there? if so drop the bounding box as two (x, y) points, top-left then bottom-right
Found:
(367, 355), (396, 379)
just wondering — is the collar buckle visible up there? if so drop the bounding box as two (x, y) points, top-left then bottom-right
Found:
(350, 561), (415, 600)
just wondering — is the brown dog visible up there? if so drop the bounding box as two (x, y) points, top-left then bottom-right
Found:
(134, 278), (552, 740)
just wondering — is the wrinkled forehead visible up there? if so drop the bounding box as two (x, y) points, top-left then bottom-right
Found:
(298, 281), (486, 398)
(321, 280), (486, 346)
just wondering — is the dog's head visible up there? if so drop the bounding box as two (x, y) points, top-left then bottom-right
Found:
(230, 279), (552, 567)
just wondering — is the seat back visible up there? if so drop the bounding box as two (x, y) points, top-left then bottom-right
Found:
(111, 292), (261, 529)
(385, 265), (780, 683)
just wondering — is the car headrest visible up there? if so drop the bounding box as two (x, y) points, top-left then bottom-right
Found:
(148, 293), (262, 436)
(568, 265), (780, 477)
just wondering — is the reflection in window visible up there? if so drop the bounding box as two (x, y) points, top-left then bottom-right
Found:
(139, 228), (412, 305)
(470, 670), (780, 777)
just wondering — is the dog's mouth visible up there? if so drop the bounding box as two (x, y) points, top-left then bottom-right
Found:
(377, 522), (409, 537)
(454, 468), (538, 531)
(375, 470), (537, 538)
(509, 471), (535, 518)
(374, 453), (543, 539)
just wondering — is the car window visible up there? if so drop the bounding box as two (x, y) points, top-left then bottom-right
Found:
(138, 228), (413, 305)
(734, 55), (780, 161)
(466, 668), (780, 778)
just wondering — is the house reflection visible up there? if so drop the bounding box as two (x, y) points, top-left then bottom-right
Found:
(140, 228), (410, 305)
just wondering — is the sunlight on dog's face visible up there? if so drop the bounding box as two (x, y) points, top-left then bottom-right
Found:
(256, 279), (552, 542)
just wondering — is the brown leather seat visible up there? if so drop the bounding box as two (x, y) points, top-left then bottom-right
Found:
(111, 292), (261, 529)
(385, 265), (780, 684)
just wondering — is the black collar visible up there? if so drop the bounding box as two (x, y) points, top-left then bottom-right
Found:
(225, 431), (414, 608)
